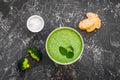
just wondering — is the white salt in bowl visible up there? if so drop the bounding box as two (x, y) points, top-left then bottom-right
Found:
(27, 15), (44, 32)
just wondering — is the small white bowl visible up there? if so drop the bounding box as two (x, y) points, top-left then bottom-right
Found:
(27, 15), (44, 32)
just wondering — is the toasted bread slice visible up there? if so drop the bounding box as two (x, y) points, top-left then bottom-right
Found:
(78, 18), (96, 30)
(78, 12), (101, 32)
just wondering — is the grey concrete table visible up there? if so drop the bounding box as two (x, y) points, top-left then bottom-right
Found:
(0, 0), (120, 80)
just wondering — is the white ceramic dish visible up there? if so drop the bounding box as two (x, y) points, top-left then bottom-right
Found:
(27, 15), (44, 32)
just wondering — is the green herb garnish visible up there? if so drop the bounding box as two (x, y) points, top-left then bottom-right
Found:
(59, 46), (67, 56)
(66, 52), (74, 58)
(59, 46), (74, 58)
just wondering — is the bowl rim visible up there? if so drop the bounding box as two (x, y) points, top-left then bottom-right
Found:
(45, 27), (84, 65)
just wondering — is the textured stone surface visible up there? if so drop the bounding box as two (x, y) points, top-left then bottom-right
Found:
(0, 0), (120, 80)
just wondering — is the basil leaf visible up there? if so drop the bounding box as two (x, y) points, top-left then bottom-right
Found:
(66, 46), (74, 58)
(67, 46), (74, 52)
(59, 46), (67, 56)
(66, 52), (74, 58)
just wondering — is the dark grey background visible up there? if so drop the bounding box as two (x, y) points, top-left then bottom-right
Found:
(0, 0), (120, 80)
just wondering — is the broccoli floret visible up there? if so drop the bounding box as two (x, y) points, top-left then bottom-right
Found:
(18, 57), (30, 71)
(27, 46), (42, 61)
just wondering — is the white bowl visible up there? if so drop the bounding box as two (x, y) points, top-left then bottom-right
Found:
(27, 15), (44, 32)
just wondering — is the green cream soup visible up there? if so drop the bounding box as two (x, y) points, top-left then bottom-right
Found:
(46, 27), (84, 65)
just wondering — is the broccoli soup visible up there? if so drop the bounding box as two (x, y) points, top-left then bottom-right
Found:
(46, 27), (84, 65)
